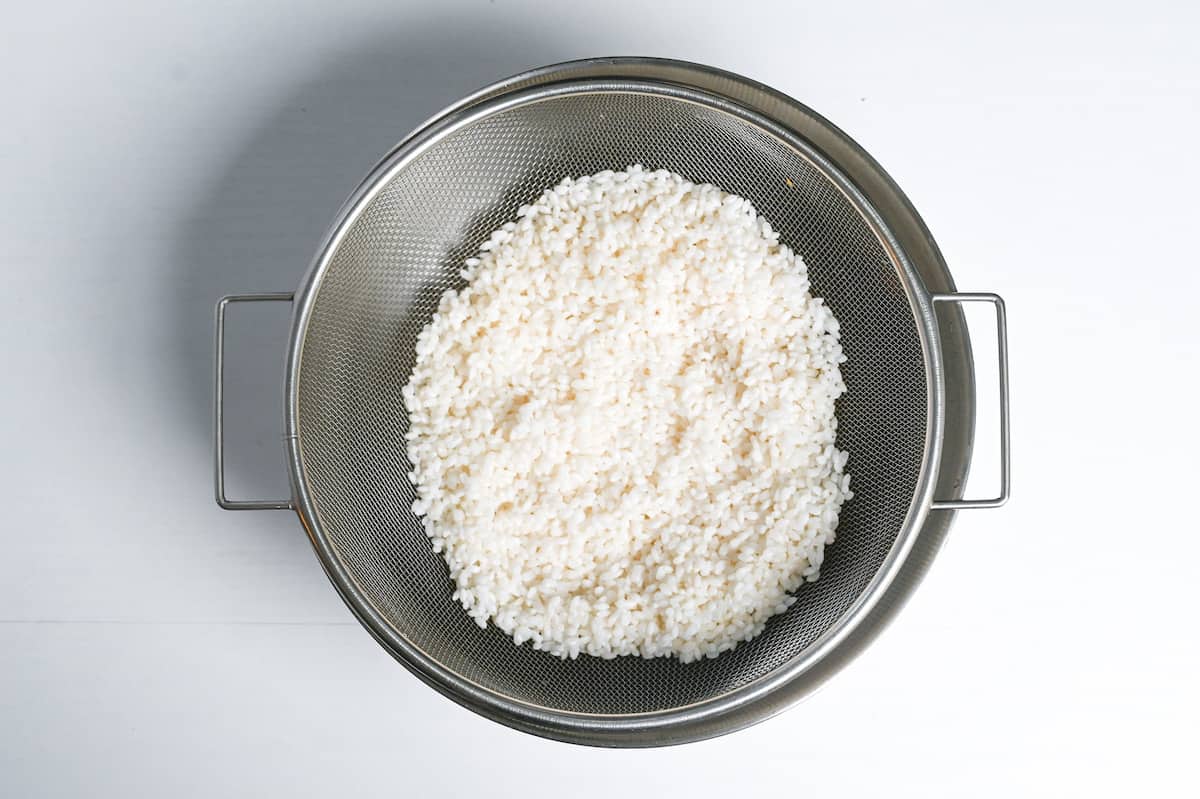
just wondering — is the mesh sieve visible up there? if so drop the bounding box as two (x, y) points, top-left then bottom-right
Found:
(214, 60), (1013, 746)
(293, 82), (928, 712)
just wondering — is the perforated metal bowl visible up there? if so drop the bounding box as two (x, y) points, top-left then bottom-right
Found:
(213, 58), (1009, 747)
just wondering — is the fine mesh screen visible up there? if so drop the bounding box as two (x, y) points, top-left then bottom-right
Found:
(295, 89), (927, 714)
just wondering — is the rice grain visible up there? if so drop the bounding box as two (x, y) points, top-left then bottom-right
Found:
(402, 166), (850, 662)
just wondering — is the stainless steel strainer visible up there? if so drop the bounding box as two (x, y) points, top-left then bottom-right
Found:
(213, 58), (1009, 746)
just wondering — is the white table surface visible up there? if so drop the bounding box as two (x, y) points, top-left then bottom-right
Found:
(3, 1), (1198, 795)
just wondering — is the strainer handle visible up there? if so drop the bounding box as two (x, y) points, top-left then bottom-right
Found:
(214, 293), (295, 511)
(930, 292), (1010, 510)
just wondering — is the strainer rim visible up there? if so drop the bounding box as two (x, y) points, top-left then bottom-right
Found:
(283, 67), (948, 744)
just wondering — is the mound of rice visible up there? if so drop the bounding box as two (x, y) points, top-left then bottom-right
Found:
(402, 166), (850, 662)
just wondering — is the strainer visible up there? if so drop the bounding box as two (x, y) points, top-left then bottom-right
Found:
(213, 58), (1009, 746)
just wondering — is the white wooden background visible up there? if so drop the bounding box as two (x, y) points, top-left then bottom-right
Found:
(2, 1), (1197, 795)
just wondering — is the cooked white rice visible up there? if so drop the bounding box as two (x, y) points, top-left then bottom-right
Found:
(402, 166), (850, 662)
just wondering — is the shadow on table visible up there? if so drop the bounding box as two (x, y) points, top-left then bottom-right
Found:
(168, 17), (585, 507)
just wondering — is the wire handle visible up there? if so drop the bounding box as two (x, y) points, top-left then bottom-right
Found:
(930, 292), (1010, 510)
(214, 293), (295, 510)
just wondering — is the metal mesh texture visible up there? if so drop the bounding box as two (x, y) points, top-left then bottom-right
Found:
(295, 89), (927, 715)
